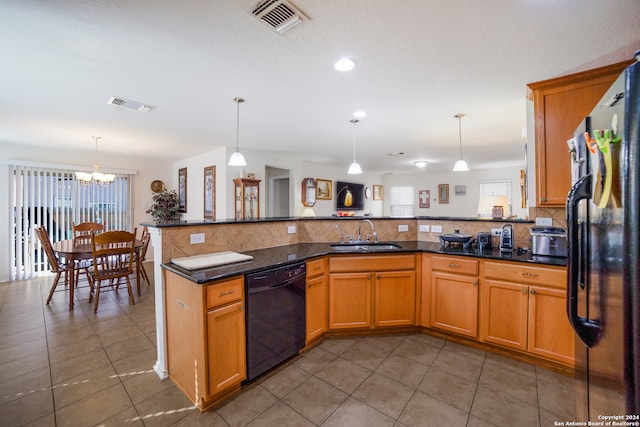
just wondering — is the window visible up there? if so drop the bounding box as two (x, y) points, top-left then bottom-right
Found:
(9, 164), (134, 280)
(390, 186), (414, 217)
(478, 180), (512, 217)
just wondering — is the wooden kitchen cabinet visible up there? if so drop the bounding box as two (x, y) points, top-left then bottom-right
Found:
(430, 255), (479, 338)
(164, 271), (246, 411)
(305, 257), (327, 343)
(481, 260), (574, 365)
(527, 60), (631, 206)
(328, 254), (416, 330)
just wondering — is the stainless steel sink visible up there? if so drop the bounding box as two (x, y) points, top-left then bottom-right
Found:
(330, 243), (402, 251)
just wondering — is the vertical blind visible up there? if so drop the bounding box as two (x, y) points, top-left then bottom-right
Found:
(9, 164), (133, 280)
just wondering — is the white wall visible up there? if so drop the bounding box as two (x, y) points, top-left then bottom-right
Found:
(382, 166), (528, 219)
(0, 141), (173, 283)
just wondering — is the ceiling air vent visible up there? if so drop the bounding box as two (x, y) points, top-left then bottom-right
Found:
(107, 96), (156, 112)
(251, 0), (308, 34)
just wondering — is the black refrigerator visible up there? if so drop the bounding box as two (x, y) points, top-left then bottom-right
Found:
(566, 52), (640, 420)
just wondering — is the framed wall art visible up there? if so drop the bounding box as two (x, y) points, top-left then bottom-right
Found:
(203, 165), (216, 220)
(178, 167), (187, 213)
(438, 184), (449, 204)
(419, 190), (430, 208)
(373, 185), (383, 200)
(316, 179), (332, 200)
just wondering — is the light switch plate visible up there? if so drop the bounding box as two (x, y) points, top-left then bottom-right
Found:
(190, 233), (205, 244)
(535, 217), (552, 226)
(419, 224), (430, 232)
(431, 225), (443, 233)
(287, 225), (296, 234)
(398, 224), (409, 232)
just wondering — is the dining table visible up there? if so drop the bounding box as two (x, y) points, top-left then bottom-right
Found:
(52, 238), (143, 310)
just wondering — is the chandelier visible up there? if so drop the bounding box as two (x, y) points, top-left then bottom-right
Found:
(75, 136), (115, 185)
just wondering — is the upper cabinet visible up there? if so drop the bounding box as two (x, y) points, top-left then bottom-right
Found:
(527, 60), (632, 206)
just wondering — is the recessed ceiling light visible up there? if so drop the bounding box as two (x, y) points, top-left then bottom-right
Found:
(334, 58), (356, 71)
(387, 152), (407, 156)
(414, 161), (428, 168)
(353, 111), (367, 118)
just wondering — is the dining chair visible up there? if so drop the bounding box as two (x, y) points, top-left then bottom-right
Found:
(135, 226), (152, 287)
(88, 228), (137, 313)
(72, 221), (104, 283)
(34, 226), (70, 305)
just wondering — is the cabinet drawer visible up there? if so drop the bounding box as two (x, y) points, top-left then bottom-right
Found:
(329, 255), (415, 273)
(483, 261), (566, 288)
(306, 257), (326, 279)
(432, 256), (478, 276)
(206, 277), (243, 309)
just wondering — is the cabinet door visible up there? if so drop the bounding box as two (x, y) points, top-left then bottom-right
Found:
(480, 279), (529, 350)
(527, 285), (575, 365)
(430, 272), (478, 337)
(329, 272), (372, 329)
(207, 300), (246, 397)
(306, 274), (327, 342)
(374, 271), (415, 327)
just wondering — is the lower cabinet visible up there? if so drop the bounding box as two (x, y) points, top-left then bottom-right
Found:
(328, 255), (416, 330)
(480, 260), (574, 365)
(305, 257), (328, 343)
(164, 271), (246, 411)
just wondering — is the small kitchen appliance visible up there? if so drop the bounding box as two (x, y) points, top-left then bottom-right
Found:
(438, 230), (475, 250)
(477, 232), (492, 251)
(530, 226), (567, 257)
(499, 223), (514, 252)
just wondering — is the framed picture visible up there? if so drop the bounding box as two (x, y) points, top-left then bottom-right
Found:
(438, 184), (449, 204)
(316, 179), (332, 200)
(455, 185), (466, 196)
(178, 167), (187, 213)
(203, 165), (216, 220)
(419, 190), (430, 208)
(373, 185), (383, 200)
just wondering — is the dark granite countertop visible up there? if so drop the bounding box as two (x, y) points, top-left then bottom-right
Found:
(162, 241), (566, 284)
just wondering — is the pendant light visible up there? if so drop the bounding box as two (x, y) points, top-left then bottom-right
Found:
(228, 97), (247, 167)
(75, 136), (115, 185)
(347, 119), (363, 175)
(452, 113), (470, 172)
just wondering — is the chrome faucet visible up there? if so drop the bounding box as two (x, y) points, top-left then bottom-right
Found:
(357, 219), (377, 243)
(336, 224), (352, 243)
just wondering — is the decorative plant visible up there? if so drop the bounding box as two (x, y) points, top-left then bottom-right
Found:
(146, 190), (181, 222)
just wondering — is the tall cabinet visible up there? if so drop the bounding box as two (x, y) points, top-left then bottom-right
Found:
(233, 178), (261, 220)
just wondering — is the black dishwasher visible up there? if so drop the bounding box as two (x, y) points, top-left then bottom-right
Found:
(245, 262), (306, 381)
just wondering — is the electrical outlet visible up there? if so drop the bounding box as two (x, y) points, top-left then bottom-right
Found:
(491, 228), (502, 236)
(419, 224), (430, 232)
(431, 225), (443, 233)
(190, 233), (205, 244)
(398, 224), (409, 232)
(287, 225), (296, 234)
(535, 217), (552, 226)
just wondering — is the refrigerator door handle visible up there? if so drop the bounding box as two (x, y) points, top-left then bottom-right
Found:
(567, 173), (600, 347)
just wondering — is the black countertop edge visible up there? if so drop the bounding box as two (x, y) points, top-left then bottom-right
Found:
(141, 216), (534, 228)
(161, 241), (567, 285)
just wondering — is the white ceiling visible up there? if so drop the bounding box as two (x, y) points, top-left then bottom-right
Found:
(1, 0), (639, 174)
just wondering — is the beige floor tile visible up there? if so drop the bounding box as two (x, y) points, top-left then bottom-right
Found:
(484, 352), (536, 378)
(431, 349), (484, 383)
(479, 361), (538, 404)
(48, 335), (105, 364)
(352, 373), (414, 419)
(104, 333), (154, 362)
(0, 349), (49, 383)
(170, 408), (229, 426)
(0, 365), (51, 405)
(53, 362), (120, 409)
(50, 347), (111, 384)
(247, 400), (316, 426)
(340, 341), (390, 371)
(442, 341), (487, 361)
(471, 385), (540, 427)
(0, 336), (47, 363)
(0, 325), (45, 349)
(133, 385), (196, 426)
(0, 386), (54, 426)
(122, 368), (180, 404)
(537, 377), (576, 419)
(361, 334), (407, 353)
(375, 354), (429, 389)
(392, 339), (441, 366)
(54, 383), (133, 427)
(315, 356), (372, 394)
(21, 412), (56, 427)
(319, 337), (359, 355)
(217, 384), (279, 426)
(110, 347), (157, 377)
(418, 366), (477, 412)
(282, 376), (348, 425)
(322, 396), (395, 427)
(96, 323), (145, 347)
(398, 390), (469, 427)
(294, 346), (337, 374)
(95, 406), (145, 426)
(406, 332), (446, 349)
(466, 415), (499, 427)
(259, 363), (312, 398)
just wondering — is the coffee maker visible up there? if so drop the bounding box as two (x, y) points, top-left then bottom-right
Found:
(477, 232), (492, 251)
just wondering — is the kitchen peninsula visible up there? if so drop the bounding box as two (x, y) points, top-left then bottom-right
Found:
(144, 216), (571, 411)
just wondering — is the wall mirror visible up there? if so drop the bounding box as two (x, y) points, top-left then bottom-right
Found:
(301, 177), (316, 207)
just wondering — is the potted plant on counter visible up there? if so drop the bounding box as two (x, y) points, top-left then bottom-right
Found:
(147, 189), (181, 223)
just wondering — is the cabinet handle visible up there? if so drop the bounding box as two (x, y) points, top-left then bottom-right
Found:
(448, 263), (460, 268)
(308, 283), (313, 288)
(220, 289), (236, 296)
(472, 280), (478, 286)
(368, 274), (372, 280)
(377, 274), (381, 279)
(522, 288), (528, 293)
(530, 289), (536, 295)
(521, 272), (539, 278)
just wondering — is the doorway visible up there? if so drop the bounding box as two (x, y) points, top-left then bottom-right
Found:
(266, 166), (291, 217)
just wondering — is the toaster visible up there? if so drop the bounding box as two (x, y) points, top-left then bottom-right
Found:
(530, 227), (567, 257)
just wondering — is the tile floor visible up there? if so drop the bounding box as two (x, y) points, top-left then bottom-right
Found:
(0, 272), (576, 426)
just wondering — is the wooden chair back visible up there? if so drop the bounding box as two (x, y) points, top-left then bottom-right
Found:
(140, 226), (150, 261)
(34, 226), (64, 273)
(73, 221), (105, 245)
(90, 229), (137, 280)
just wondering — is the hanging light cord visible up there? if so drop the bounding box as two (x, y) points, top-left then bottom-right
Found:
(234, 97), (243, 152)
(351, 119), (359, 162)
(456, 113), (465, 159)
(93, 136), (101, 170)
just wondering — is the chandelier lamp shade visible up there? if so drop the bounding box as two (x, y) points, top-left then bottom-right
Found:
(452, 113), (470, 172)
(228, 97), (247, 167)
(347, 119), (363, 175)
(75, 136), (115, 185)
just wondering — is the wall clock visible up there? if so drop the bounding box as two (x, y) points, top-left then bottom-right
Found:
(365, 187), (372, 199)
(150, 180), (166, 193)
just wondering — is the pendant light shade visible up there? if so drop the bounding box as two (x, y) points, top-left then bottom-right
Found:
(228, 97), (247, 167)
(75, 136), (115, 185)
(347, 119), (363, 175)
(452, 113), (470, 172)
